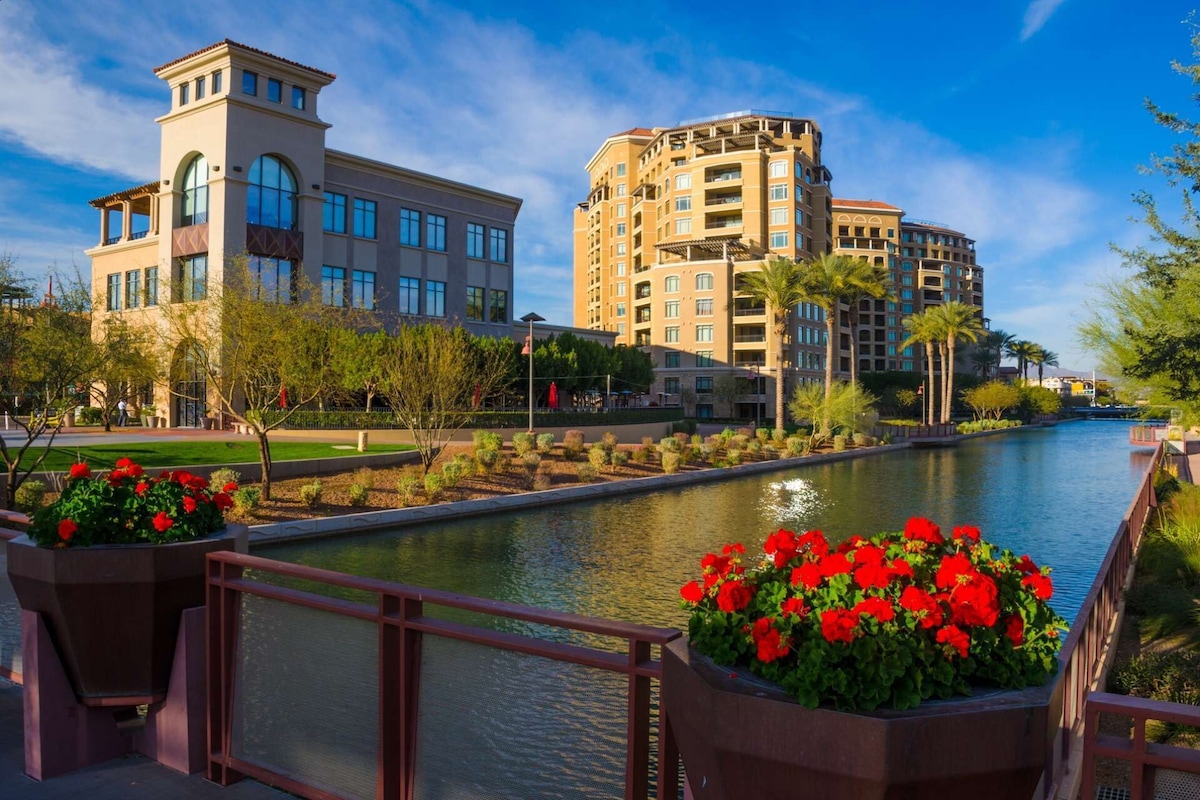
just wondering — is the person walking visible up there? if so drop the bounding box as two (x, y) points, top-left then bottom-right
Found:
(116, 398), (128, 427)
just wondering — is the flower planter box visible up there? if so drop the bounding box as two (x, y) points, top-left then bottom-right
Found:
(5, 525), (248, 706)
(663, 638), (1061, 800)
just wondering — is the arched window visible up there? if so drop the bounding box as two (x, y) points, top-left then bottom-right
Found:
(181, 155), (208, 226)
(246, 155), (296, 230)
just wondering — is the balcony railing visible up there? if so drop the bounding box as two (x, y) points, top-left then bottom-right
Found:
(705, 195), (742, 206)
(705, 218), (742, 229)
(734, 306), (766, 317)
(705, 172), (742, 183)
(734, 334), (767, 343)
(129, 230), (150, 241)
(103, 235), (121, 245)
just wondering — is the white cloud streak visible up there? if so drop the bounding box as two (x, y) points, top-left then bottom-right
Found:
(1021, 0), (1068, 42)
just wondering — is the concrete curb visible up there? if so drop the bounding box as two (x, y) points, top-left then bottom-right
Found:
(247, 443), (912, 547)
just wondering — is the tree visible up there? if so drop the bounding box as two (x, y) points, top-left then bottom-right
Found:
(381, 323), (511, 473)
(737, 256), (810, 434)
(1004, 340), (1040, 383)
(86, 316), (159, 431)
(331, 328), (392, 411)
(712, 373), (742, 419)
(788, 380), (878, 448)
(158, 258), (352, 500)
(962, 381), (1021, 421)
(797, 253), (862, 430)
(931, 302), (984, 423)
(1030, 347), (1059, 387)
(902, 311), (942, 425)
(843, 260), (893, 388)
(982, 329), (1015, 380)
(1018, 385), (1063, 421)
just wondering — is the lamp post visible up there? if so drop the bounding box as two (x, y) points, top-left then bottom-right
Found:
(747, 366), (760, 429)
(520, 312), (544, 433)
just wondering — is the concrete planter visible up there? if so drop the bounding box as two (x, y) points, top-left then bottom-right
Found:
(5, 525), (248, 706)
(663, 638), (1060, 800)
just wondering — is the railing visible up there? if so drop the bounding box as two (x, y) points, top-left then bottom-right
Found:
(705, 196), (741, 206)
(1040, 442), (1160, 799)
(0, 509), (27, 683)
(875, 423), (957, 439)
(103, 235), (121, 245)
(129, 230), (150, 240)
(733, 334), (766, 343)
(705, 173), (741, 183)
(1129, 425), (1165, 445)
(1081, 692), (1200, 799)
(0, 508), (27, 540)
(206, 551), (681, 800)
(733, 307), (766, 317)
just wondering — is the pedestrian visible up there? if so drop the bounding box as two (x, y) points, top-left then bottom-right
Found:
(117, 398), (127, 427)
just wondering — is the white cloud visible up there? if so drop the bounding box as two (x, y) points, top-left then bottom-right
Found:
(1021, 0), (1068, 42)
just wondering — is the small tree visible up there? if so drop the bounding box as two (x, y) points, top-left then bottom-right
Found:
(962, 381), (1021, 421)
(86, 316), (159, 431)
(712, 373), (742, 419)
(788, 380), (877, 448)
(330, 328), (391, 411)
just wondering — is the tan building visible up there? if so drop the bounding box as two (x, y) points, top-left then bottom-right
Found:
(87, 40), (522, 426)
(573, 111), (834, 420)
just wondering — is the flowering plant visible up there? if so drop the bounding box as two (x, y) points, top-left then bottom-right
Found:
(27, 459), (236, 548)
(680, 518), (1067, 711)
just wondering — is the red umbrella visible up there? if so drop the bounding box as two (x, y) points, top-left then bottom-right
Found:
(548, 381), (559, 410)
(472, 383), (481, 409)
(279, 386), (288, 408)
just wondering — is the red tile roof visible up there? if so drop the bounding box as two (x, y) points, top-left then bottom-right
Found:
(610, 127), (654, 138)
(832, 198), (903, 212)
(154, 39), (336, 80)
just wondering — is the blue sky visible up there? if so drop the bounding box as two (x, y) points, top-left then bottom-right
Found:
(0, 0), (1196, 370)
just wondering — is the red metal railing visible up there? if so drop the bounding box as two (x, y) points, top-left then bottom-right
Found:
(1081, 692), (1200, 799)
(206, 551), (682, 800)
(1039, 443), (1161, 798)
(1129, 425), (1164, 446)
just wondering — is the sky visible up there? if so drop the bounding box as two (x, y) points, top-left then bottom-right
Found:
(0, 0), (1197, 371)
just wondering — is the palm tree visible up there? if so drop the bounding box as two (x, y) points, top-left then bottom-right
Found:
(1005, 339), (1040, 383)
(984, 329), (1015, 379)
(970, 347), (994, 378)
(843, 259), (893, 389)
(930, 302), (985, 423)
(902, 311), (941, 424)
(798, 253), (861, 430)
(737, 256), (808, 436)
(1031, 346), (1059, 387)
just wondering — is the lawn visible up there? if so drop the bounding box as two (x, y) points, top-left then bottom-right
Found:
(17, 441), (414, 472)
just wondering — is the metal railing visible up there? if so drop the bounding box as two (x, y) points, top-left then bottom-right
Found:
(1129, 425), (1165, 445)
(206, 551), (682, 800)
(1081, 692), (1200, 799)
(1040, 443), (1160, 798)
(875, 423), (958, 439)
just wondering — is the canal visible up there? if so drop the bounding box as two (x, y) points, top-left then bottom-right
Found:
(234, 421), (1151, 800)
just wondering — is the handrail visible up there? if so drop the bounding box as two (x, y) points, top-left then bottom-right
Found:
(1081, 692), (1200, 799)
(206, 551), (681, 800)
(0, 508), (29, 540)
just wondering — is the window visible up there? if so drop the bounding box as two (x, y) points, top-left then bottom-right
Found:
(466, 286), (485, 320)
(696, 351), (714, 367)
(696, 403), (713, 419)
(249, 256), (293, 303)
(145, 267), (158, 306)
(665, 326), (680, 343)
(695, 376), (713, 392)
(467, 223), (485, 258)
(195, 76), (205, 100)
(616, 282), (626, 296)
(617, 323), (626, 335)
(675, 174), (691, 190)
(321, 266), (346, 306)
(181, 154), (208, 226)
(901, 274), (913, 286)
(696, 324), (713, 342)
(796, 208), (805, 226)
(616, 262), (626, 277)
(616, 223), (626, 236)
(399, 209), (421, 246)
(900, 289), (913, 299)
(675, 218), (691, 235)
(291, 86), (305, 110)
(769, 160), (787, 178)
(664, 377), (680, 394)
(352, 270), (376, 310)
(675, 196), (691, 212)
(616, 162), (626, 177)
(770, 231), (788, 249)
(616, 203), (626, 217)
(770, 207), (787, 225)
(490, 228), (508, 262)
(489, 289), (508, 323)
(616, 243), (626, 256)
(426, 280), (446, 316)
(660, 276), (678, 293)
(323, 192), (346, 233)
(616, 183), (626, 197)
(179, 255), (207, 301)
(353, 198), (377, 239)
(125, 270), (140, 309)
(616, 303), (626, 317)
(179, 82), (189, 106)
(427, 214), (446, 251)
(398, 277), (420, 315)
(246, 155), (296, 230)
(696, 298), (713, 316)
(106, 274), (121, 311)
(267, 78), (282, 103)
(664, 300), (679, 318)
(901, 302), (913, 314)
(242, 70), (257, 95)
(769, 183), (788, 201)
(665, 352), (680, 368)
(212, 70), (223, 93)
(696, 273), (713, 290)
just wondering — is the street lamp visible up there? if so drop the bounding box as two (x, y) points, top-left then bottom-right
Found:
(520, 312), (545, 433)
(746, 365), (760, 429)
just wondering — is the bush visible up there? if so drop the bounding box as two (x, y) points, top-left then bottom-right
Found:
(772, 428), (787, 445)
(441, 460), (464, 488)
(755, 428), (771, 444)
(600, 431), (619, 451)
(726, 448), (743, 465)
(210, 468), (241, 489)
(396, 475), (422, 507)
(347, 483), (369, 507)
(522, 452), (542, 472)
(671, 419), (697, 435)
(786, 437), (807, 457)
(588, 445), (609, 470)
(641, 436), (655, 448)
(532, 464), (553, 491)
(234, 486), (262, 514)
(611, 449), (629, 467)
(631, 445), (650, 464)
(536, 433), (555, 454)
(14, 480), (47, 512)
(473, 430), (503, 452)
(576, 463), (599, 483)
(832, 435), (847, 452)
(1109, 651), (1200, 707)
(699, 443), (717, 463)
(674, 432), (691, 448)
(662, 451), (681, 474)
(737, 427), (754, 438)
(852, 433), (872, 447)
(475, 448), (500, 474)
(745, 438), (763, 455)
(512, 431), (535, 456)
(957, 419), (1023, 434)
(424, 473), (444, 501)
(659, 436), (681, 454)
(298, 480), (323, 509)
(563, 430), (586, 459)
(352, 467), (375, 490)
(77, 406), (103, 425)
(762, 443), (779, 460)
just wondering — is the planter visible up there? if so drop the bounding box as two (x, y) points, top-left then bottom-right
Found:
(662, 638), (1061, 800)
(5, 525), (248, 706)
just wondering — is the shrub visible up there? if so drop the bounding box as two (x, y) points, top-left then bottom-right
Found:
(14, 480), (47, 512)
(631, 445), (650, 464)
(396, 475), (422, 507)
(641, 436), (656, 448)
(441, 460), (464, 488)
(347, 483), (369, 507)
(522, 452), (542, 472)
(786, 437), (807, 457)
(699, 443), (717, 463)
(772, 428), (787, 445)
(600, 431), (619, 451)
(726, 448), (743, 465)
(512, 431), (535, 456)
(729, 434), (750, 450)
(588, 445), (610, 470)
(1109, 651), (1200, 708)
(210, 468), (241, 489)
(833, 435), (848, 452)
(745, 439), (763, 455)
(532, 464), (553, 491)
(475, 448), (500, 474)
(611, 449), (629, 468)
(78, 406), (103, 425)
(662, 452), (682, 474)
(852, 433), (872, 447)
(536, 433), (555, 454)
(691, 434), (703, 446)
(659, 436), (681, 454)
(298, 480), (323, 509)
(563, 430), (586, 459)
(755, 428), (771, 444)
(352, 467), (376, 490)
(671, 419), (697, 435)
(424, 473), (444, 502)
(762, 443), (779, 460)
(233, 486), (262, 515)
(473, 430), (503, 452)
(576, 463), (599, 483)
(674, 432), (691, 448)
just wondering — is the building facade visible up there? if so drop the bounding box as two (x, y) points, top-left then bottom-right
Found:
(87, 40), (522, 426)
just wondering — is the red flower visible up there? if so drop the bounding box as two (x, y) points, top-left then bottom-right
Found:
(182, 496), (197, 513)
(723, 543), (745, 557)
(949, 574), (1000, 627)
(837, 534), (865, 554)
(818, 552), (853, 578)
(780, 597), (807, 618)
(904, 517), (944, 545)
(952, 525), (981, 543)
(115, 457), (134, 469)
(852, 596), (896, 623)
(764, 529), (799, 567)
(213, 492), (234, 511)
(791, 562), (822, 590)
(887, 559), (915, 580)
(680, 581), (704, 604)
(936, 553), (977, 590)
(797, 530), (829, 557)
(851, 543), (886, 566)
(936, 624), (970, 658)
(57, 519), (77, 542)
(899, 586), (943, 629)
(152, 512), (174, 532)
(69, 462), (91, 480)
(222, 481), (238, 493)
(820, 609), (859, 644)
(854, 562), (891, 591)
(1021, 573), (1053, 601)
(1014, 555), (1039, 575)
(1004, 615), (1025, 647)
(750, 617), (789, 663)
(701, 552), (734, 578)
(716, 580), (754, 613)
(135, 481), (150, 495)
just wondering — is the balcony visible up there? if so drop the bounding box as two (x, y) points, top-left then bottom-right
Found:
(734, 357), (767, 368)
(734, 333), (767, 344)
(705, 216), (743, 230)
(634, 284), (652, 300)
(705, 170), (742, 183)
(705, 193), (742, 206)
(734, 305), (766, 317)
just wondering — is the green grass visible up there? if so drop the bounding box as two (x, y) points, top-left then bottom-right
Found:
(17, 441), (415, 473)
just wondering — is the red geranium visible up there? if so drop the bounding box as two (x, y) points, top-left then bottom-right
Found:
(952, 524), (981, 543)
(820, 608), (859, 644)
(936, 624), (970, 658)
(899, 586), (944, 629)
(948, 573), (1000, 627)
(797, 529), (829, 557)
(69, 462), (91, 480)
(852, 596), (896, 623)
(904, 516), (944, 545)
(750, 617), (789, 663)
(791, 562), (822, 590)
(182, 496), (198, 514)
(1021, 573), (1053, 600)
(818, 552), (853, 578)
(152, 512), (174, 533)
(1005, 615), (1025, 647)
(57, 519), (77, 542)
(716, 579), (754, 613)
(680, 581), (704, 604)
(780, 597), (807, 618)
(935, 552), (977, 589)
(763, 529), (799, 567)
